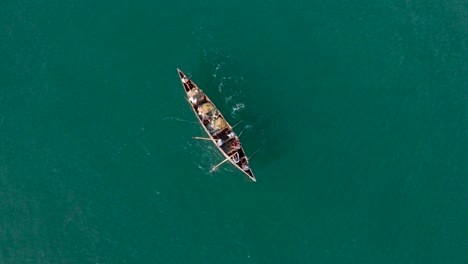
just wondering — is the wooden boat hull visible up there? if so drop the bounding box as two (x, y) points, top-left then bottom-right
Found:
(177, 68), (256, 182)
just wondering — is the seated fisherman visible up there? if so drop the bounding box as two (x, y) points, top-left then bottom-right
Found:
(233, 140), (241, 150)
(227, 131), (236, 139)
(189, 96), (197, 105)
(224, 139), (242, 154)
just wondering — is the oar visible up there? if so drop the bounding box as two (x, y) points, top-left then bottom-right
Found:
(210, 153), (237, 172)
(232, 120), (243, 129)
(238, 125), (252, 138)
(248, 148), (261, 160)
(162, 117), (198, 124)
(193, 136), (212, 141)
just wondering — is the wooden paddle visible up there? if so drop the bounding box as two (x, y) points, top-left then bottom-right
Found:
(210, 153), (238, 172)
(192, 136), (212, 141)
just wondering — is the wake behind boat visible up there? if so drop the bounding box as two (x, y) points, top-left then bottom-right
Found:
(177, 68), (256, 182)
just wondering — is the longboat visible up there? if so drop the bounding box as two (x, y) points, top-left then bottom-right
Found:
(177, 68), (256, 182)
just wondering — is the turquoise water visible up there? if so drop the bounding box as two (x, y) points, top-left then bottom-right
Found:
(1, 0), (467, 263)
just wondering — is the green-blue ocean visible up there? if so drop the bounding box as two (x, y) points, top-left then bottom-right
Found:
(1, 0), (467, 263)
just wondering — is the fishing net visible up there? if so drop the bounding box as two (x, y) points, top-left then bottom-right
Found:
(200, 103), (214, 115)
(212, 117), (227, 130)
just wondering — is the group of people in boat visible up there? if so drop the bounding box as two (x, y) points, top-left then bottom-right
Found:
(182, 76), (251, 172)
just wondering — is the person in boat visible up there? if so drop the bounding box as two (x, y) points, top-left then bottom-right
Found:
(189, 96), (197, 105)
(225, 139), (241, 153)
(203, 117), (211, 125)
(242, 163), (250, 171)
(216, 138), (224, 146)
(227, 131), (236, 139)
(233, 140), (241, 149)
